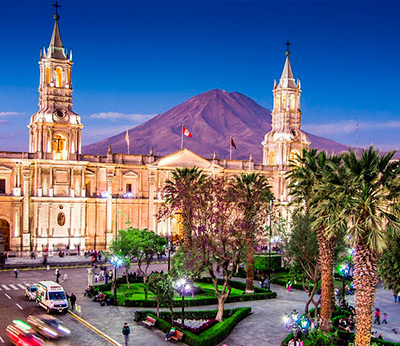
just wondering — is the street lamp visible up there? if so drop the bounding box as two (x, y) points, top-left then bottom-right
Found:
(175, 278), (192, 329)
(109, 255), (124, 300)
(338, 263), (350, 305)
(283, 310), (301, 343)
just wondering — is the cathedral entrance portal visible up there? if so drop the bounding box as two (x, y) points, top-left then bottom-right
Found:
(0, 219), (10, 251)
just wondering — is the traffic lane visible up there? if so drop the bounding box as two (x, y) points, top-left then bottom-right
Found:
(0, 292), (110, 346)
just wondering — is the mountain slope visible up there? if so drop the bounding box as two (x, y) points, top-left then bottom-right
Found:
(82, 89), (350, 161)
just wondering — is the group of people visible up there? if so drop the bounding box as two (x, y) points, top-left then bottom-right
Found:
(338, 315), (355, 333)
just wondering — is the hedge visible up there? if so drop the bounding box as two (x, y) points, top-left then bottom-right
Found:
(124, 278), (276, 307)
(135, 307), (252, 346)
(254, 254), (282, 272)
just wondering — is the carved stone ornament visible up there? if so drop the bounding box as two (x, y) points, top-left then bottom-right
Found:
(57, 212), (66, 226)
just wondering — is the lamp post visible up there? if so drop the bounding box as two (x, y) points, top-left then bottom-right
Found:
(109, 255), (124, 299)
(167, 239), (172, 272)
(338, 263), (350, 305)
(175, 278), (192, 329)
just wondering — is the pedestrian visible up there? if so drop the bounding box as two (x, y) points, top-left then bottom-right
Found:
(55, 269), (61, 283)
(13, 268), (18, 278)
(374, 308), (381, 325)
(105, 270), (109, 284)
(382, 313), (387, 324)
(394, 293), (398, 303)
(122, 322), (130, 346)
(69, 293), (76, 310)
(286, 279), (292, 292)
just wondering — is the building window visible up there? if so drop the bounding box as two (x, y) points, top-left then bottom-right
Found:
(290, 94), (296, 111)
(268, 151), (275, 166)
(85, 182), (91, 197)
(52, 133), (68, 160)
(56, 67), (63, 88)
(126, 183), (132, 193)
(0, 179), (5, 194)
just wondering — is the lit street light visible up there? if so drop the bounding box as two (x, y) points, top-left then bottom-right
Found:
(175, 278), (192, 328)
(109, 255), (124, 299)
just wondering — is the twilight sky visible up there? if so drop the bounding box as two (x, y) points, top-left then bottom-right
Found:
(0, 0), (399, 152)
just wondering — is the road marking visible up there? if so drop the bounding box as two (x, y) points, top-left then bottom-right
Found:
(9, 284), (19, 290)
(0, 336), (4, 343)
(4, 293), (11, 300)
(17, 284), (26, 289)
(16, 303), (23, 310)
(1, 285), (10, 291)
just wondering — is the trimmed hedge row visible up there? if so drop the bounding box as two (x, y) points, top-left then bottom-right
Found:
(124, 278), (276, 307)
(136, 307), (251, 346)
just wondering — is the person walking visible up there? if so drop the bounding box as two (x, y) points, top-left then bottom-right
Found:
(374, 308), (381, 325)
(382, 313), (388, 324)
(55, 269), (61, 283)
(395, 293), (399, 304)
(122, 322), (130, 346)
(13, 268), (19, 278)
(69, 293), (76, 310)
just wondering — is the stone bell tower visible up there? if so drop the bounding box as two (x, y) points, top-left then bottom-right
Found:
(28, 4), (82, 160)
(262, 45), (309, 166)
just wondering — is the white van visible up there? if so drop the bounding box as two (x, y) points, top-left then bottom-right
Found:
(36, 281), (69, 313)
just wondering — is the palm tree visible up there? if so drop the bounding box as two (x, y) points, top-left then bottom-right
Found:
(231, 173), (274, 293)
(330, 146), (400, 346)
(163, 167), (208, 249)
(287, 148), (341, 332)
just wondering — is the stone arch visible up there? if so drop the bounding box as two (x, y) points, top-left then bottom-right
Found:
(52, 132), (68, 160)
(55, 66), (63, 88)
(268, 151), (275, 165)
(0, 218), (11, 251)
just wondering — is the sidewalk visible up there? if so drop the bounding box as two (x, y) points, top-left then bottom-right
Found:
(3, 254), (98, 269)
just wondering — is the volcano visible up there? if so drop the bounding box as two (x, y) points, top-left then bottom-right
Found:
(82, 89), (350, 161)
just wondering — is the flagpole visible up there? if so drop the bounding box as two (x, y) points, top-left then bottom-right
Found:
(229, 137), (232, 160)
(181, 124), (184, 149)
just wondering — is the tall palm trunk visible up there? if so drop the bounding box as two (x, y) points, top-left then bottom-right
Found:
(353, 242), (379, 346)
(317, 229), (336, 332)
(245, 243), (254, 293)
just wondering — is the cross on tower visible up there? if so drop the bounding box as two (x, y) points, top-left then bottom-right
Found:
(52, 1), (61, 16)
(285, 40), (291, 56)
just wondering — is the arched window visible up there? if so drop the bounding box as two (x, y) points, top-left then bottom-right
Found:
(275, 95), (280, 111)
(290, 94), (296, 111)
(268, 151), (275, 165)
(67, 69), (71, 85)
(52, 133), (68, 160)
(46, 67), (50, 85)
(55, 67), (63, 88)
(282, 95), (287, 110)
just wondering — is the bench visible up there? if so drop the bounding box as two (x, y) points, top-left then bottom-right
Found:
(142, 316), (156, 328)
(170, 330), (184, 341)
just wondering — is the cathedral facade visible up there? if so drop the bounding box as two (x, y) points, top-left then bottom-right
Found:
(0, 14), (308, 253)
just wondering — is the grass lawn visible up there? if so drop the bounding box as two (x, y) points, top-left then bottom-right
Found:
(107, 282), (245, 305)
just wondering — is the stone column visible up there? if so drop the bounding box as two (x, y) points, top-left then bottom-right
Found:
(148, 170), (156, 232)
(22, 166), (31, 251)
(105, 170), (114, 249)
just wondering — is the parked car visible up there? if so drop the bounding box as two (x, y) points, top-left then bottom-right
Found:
(25, 284), (37, 301)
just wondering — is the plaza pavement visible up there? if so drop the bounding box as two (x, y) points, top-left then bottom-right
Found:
(3, 261), (400, 346)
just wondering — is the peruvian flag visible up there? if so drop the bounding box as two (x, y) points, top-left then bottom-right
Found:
(182, 126), (192, 137)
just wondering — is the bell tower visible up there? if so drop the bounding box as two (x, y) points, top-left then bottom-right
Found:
(262, 44), (309, 166)
(28, 2), (83, 160)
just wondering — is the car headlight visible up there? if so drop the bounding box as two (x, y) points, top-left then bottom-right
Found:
(58, 325), (71, 334)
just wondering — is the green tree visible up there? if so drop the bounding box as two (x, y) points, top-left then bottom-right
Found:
(230, 173), (274, 293)
(287, 148), (342, 332)
(148, 272), (175, 319)
(332, 147), (400, 346)
(161, 167), (208, 249)
(111, 228), (167, 300)
(379, 228), (400, 297)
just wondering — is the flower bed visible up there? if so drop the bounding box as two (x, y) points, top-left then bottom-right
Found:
(173, 318), (218, 335)
(135, 307), (251, 346)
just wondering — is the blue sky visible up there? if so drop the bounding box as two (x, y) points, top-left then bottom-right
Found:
(0, 0), (400, 151)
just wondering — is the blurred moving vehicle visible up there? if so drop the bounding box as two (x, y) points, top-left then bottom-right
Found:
(6, 320), (46, 346)
(27, 315), (70, 339)
(25, 284), (37, 301)
(36, 281), (68, 313)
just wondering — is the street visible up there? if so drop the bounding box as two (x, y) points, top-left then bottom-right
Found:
(0, 267), (111, 346)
